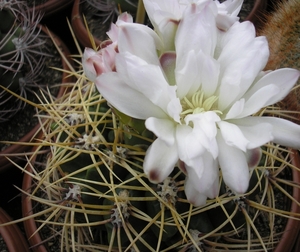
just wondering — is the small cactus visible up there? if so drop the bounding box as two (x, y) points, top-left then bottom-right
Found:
(0, 0), (50, 122)
(80, 0), (140, 43)
(258, 0), (300, 122)
(84, 0), (139, 22)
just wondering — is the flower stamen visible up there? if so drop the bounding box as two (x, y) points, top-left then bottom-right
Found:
(181, 90), (222, 117)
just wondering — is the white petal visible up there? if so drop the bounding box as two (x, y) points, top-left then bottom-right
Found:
(176, 50), (220, 99)
(184, 177), (208, 207)
(185, 154), (219, 199)
(237, 84), (280, 118)
(221, 0), (243, 17)
(243, 68), (300, 106)
(266, 118), (300, 149)
(215, 0), (243, 30)
(233, 117), (300, 149)
(95, 72), (166, 119)
(185, 112), (220, 158)
(218, 36), (269, 110)
(217, 21), (256, 64)
(167, 97), (182, 123)
(107, 13), (133, 42)
(176, 124), (206, 163)
(175, 50), (202, 99)
(199, 51), (220, 97)
(225, 98), (245, 120)
(176, 2), (217, 58)
(117, 22), (163, 64)
(143, 0), (184, 27)
(143, 0), (183, 51)
(145, 117), (176, 146)
(116, 52), (179, 115)
(217, 132), (250, 194)
(143, 138), (179, 183)
(216, 14), (239, 31)
(218, 121), (249, 152)
(230, 119), (274, 149)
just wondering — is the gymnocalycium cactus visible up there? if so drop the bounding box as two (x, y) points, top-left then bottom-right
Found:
(0, 0), (50, 122)
(5, 0), (300, 251)
(21, 73), (300, 251)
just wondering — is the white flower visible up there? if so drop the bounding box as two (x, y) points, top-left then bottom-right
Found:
(82, 13), (134, 82)
(143, 0), (243, 51)
(83, 0), (300, 206)
(82, 45), (116, 82)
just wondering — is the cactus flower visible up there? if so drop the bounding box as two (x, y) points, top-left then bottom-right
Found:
(83, 0), (300, 206)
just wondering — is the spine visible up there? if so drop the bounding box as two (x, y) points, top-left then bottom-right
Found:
(258, 0), (300, 122)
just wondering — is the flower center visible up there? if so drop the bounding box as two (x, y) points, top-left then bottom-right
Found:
(180, 90), (222, 117)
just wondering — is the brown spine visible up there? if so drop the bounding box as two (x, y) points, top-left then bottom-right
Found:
(258, 0), (300, 122)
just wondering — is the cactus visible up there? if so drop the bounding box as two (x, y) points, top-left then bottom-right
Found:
(257, 0), (300, 122)
(2, 0), (300, 251)
(18, 71), (300, 251)
(80, 0), (141, 43)
(0, 0), (51, 122)
(83, 0), (139, 21)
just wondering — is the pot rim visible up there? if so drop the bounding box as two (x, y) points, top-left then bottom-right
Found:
(71, 0), (102, 48)
(29, 0), (74, 18)
(0, 207), (30, 252)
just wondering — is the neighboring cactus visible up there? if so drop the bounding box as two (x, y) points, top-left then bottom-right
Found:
(83, 0), (139, 22)
(80, 0), (141, 42)
(20, 72), (300, 251)
(0, 0), (50, 122)
(258, 0), (300, 122)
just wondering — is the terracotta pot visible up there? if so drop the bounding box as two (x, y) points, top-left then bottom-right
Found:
(71, 0), (102, 48)
(274, 149), (300, 252)
(29, 0), (74, 18)
(0, 207), (30, 252)
(244, 0), (268, 29)
(0, 26), (73, 173)
(22, 131), (48, 252)
(21, 144), (300, 251)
